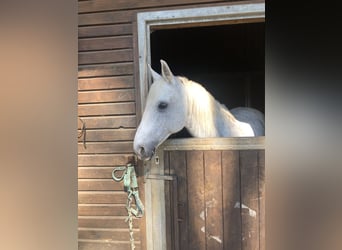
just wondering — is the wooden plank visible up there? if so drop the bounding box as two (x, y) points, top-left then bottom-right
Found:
(78, 241), (141, 250)
(78, 24), (132, 38)
(240, 150), (259, 250)
(222, 150), (242, 250)
(78, 191), (127, 204)
(78, 76), (134, 91)
(258, 150), (265, 250)
(78, 204), (127, 216)
(170, 151), (188, 250)
(78, 89), (135, 104)
(162, 137), (265, 151)
(143, 170), (153, 250)
(78, 141), (134, 154)
(78, 216), (139, 229)
(204, 151), (223, 250)
(78, 62), (133, 78)
(79, 36), (132, 51)
(78, 154), (134, 166)
(163, 151), (173, 250)
(136, 166), (146, 250)
(78, 129), (135, 142)
(78, 179), (124, 191)
(78, 167), (116, 179)
(161, 151), (179, 250)
(77, 1), (257, 26)
(78, 102), (135, 116)
(186, 151), (206, 250)
(79, 228), (140, 241)
(78, 10), (134, 26)
(77, 116), (136, 129)
(79, 0), (223, 13)
(149, 151), (167, 250)
(79, 49), (133, 65)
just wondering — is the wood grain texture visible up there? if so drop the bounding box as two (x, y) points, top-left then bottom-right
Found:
(79, 228), (140, 241)
(78, 131), (135, 143)
(170, 151), (188, 250)
(258, 150), (265, 250)
(78, 204), (127, 216)
(78, 167), (117, 179)
(78, 141), (134, 154)
(78, 241), (141, 250)
(77, 116), (136, 129)
(222, 150), (242, 250)
(78, 179), (124, 191)
(78, 102), (135, 116)
(78, 0), (222, 13)
(78, 89), (135, 103)
(186, 151), (206, 250)
(240, 150), (259, 250)
(79, 36), (132, 51)
(79, 10), (134, 26)
(78, 63), (133, 78)
(161, 137), (265, 151)
(79, 50), (133, 65)
(79, 0), (224, 13)
(163, 151), (173, 250)
(78, 216), (139, 229)
(78, 154), (134, 166)
(79, 24), (132, 38)
(78, 191), (127, 204)
(204, 151), (224, 250)
(161, 147), (264, 250)
(78, 76), (134, 91)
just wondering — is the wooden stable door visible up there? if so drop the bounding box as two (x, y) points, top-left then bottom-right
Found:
(163, 149), (265, 250)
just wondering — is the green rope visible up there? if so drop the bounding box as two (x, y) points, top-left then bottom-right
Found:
(112, 163), (144, 250)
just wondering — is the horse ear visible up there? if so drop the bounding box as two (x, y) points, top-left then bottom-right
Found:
(160, 60), (174, 83)
(148, 63), (162, 82)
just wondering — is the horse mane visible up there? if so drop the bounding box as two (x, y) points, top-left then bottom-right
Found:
(178, 76), (236, 118)
(177, 76), (238, 137)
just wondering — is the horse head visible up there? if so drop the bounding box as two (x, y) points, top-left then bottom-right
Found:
(134, 60), (187, 160)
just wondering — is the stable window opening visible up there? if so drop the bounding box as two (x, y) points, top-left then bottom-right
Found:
(150, 22), (264, 138)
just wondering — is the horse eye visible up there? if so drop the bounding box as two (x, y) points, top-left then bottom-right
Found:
(158, 102), (168, 110)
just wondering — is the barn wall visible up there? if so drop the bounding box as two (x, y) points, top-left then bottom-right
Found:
(77, 1), (258, 250)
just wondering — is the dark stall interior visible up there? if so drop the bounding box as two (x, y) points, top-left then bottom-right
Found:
(150, 22), (265, 138)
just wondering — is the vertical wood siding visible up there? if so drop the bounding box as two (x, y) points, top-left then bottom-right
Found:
(164, 149), (265, 250)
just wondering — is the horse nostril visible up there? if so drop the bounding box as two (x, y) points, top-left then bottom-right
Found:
(139, 146), (145, 156)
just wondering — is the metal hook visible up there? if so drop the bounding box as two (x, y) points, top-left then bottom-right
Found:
(78, 118), (87, 149)
(112, 166), (127, 182)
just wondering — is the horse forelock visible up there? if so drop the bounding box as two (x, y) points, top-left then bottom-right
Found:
(176, 76), (188, 85)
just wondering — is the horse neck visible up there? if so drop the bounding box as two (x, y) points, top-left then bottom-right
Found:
(179, 77), (238, 137)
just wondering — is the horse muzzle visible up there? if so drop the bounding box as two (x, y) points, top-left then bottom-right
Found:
(134, 143), (156, 161)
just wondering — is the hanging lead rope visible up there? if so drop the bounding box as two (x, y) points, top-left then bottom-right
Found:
(112, 163), (144, 250)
